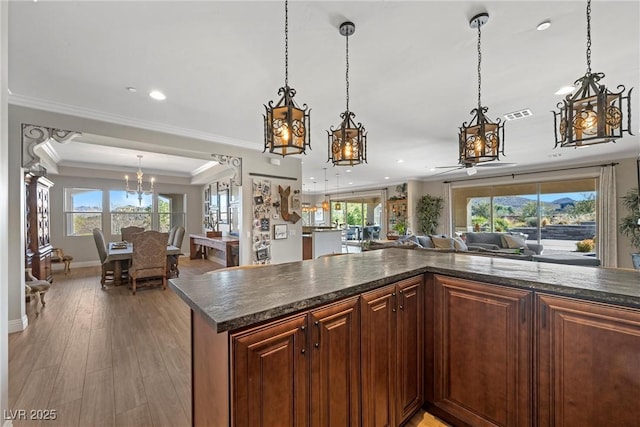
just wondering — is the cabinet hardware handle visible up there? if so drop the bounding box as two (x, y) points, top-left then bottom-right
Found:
(392, 292), (396, 296)
(314, 321), (319, 326)
(301, 325), (305, 331)
(399, 290), (403, 294)
(392, 308), (396, 312)
(399, 305), (403, 310)
(301, 348), (305, 354)
(314, 343), (319, 348)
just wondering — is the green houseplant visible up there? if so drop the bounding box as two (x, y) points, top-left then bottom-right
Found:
(416, 194), (443, 235)
(619, 187), (640, 269)
(393, 218), (408, 236)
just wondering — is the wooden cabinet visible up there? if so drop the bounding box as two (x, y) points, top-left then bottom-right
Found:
(232, 313), (309, 427)
(361, 275), (424, 427)
(536, 294), (640, 427)
(310, 297), (360, 427)
(25, 175), (53, 282)
(429, 275), (532, 427)
(386, 199), (407, 237)
(231, 297), (361, 427)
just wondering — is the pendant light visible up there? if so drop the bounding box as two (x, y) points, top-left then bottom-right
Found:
(552, 0), (633, 148)
(458, 13), (505, 165)
(327, 21), (367, 166)
(321, 168), (330, 211)
(263, 0), (311, 157)
(335, 173), (342, 211)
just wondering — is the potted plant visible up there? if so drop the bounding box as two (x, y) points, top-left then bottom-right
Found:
(416, 194), (443, 235)
(619, 187), (640, 269)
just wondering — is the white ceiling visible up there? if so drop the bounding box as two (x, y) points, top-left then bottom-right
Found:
(8, 1), (640, 192)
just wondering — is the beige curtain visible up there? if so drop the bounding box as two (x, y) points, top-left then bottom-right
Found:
(598, 165), (617, 267)
(443, 183), (452, 236)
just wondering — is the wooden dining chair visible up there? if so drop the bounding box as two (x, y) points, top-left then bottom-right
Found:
(129, 231), (169, 295)
(121, 226), (145, 242)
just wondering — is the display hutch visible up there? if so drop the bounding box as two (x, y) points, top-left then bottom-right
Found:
(25, 174), (54, 282)
(386, 198), (407, 239)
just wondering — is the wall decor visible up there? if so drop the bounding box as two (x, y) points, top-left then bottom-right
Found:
(252, 179), (273, 264)
(278, 185), (301, 223)
(274, 224), (288, 240)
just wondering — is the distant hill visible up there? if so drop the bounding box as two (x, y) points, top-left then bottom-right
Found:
(551, 197), (575, 207)
(471, 196), (563, 213)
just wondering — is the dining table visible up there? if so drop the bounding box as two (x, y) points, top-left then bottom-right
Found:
(106, 242), (182, 285)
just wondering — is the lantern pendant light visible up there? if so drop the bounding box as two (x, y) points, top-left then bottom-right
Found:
(327, 21), (367, 166)
(458, 13), (505, 165)
(552, 0), (633, 148)
(263, 0), (311, 157)
(335, 173), (342, 211)
(321, 168), (330, 211)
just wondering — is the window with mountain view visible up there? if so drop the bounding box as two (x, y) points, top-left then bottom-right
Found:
(64, 188), (103, 236)
(109, 190), (152, 234)
(452, 178), (597, 255)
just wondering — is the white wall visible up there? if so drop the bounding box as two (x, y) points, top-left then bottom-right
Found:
(47, 174), (202, 264)
(0, 0), (10, 420)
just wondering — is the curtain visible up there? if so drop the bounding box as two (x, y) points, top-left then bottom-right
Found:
(598, 165), (617, 267)
(442, 183), (452, 236)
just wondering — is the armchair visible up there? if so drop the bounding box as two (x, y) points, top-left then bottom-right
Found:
(25, 267), (51, 316)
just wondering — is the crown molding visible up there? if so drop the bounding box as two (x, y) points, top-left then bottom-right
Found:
(9, 93), (260, 151)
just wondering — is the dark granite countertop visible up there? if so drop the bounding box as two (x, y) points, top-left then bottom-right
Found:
(169, 249), (640, 333)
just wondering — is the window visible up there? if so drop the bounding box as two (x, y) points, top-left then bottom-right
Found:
(64, 188), (103, 236)
(452, 178), (597, 255)
(158, 193), (185, 233)
(109, 190), (152, 234)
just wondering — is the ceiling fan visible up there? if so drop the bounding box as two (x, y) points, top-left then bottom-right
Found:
(432, 161), (517, 177)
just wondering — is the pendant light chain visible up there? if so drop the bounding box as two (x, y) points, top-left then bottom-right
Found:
(284, 0), (289, 87)
(345, 32), (350, 112)
(585, 0), (592, 75)
(477, 22), (482, 109)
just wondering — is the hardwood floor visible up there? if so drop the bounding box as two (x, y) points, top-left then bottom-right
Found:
(9, 258), (448, 427)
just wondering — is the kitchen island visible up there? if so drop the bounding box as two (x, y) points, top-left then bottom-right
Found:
(169, 249), (640, 427)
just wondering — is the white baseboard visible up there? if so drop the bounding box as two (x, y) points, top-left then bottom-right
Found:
(3, 419), (14, 427)
(51, 260), (100, 271)
(8, 315), (28, 333)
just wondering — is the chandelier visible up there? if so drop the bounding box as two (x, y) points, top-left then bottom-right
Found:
(328, 21), (367, 166)
(459, 13), (505, 165)
(263, 0), (311, 157)
(552, 0), (633, 148)
(125, 155), (154, 205)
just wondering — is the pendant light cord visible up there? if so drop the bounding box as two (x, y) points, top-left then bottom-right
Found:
(345, 32), (350, 112)
(284, 0), (289, 87)
(477, 21), (482, 109)
(585, 0), (592, 75)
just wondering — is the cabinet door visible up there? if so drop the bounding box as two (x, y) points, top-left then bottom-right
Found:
(310, 297), (360, 427)
(396, 275), (425, 425)
(432, 275), (532, 427)
(232, 314), (308, 427)
(361, 284), (396, 427)
(537, 294), (640, 427)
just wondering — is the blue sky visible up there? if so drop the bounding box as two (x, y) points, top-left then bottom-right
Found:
(72, 190), (151, 209)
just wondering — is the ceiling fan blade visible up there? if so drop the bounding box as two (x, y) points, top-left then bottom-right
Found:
(476, 162), (518, 168)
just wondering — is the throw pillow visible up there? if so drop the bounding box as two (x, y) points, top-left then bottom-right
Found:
(453, 237), (468, 251)
(431, 236), (455, 250)
(501, 234), (526, 249)
(417, 236), (434, 248)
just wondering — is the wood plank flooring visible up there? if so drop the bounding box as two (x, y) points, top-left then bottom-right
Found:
(9, 258), (448, 427)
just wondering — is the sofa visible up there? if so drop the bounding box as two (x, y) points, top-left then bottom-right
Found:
(464, 232), (543, 255)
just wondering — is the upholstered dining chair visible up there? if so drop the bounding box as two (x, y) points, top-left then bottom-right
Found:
(93, 228), (117, 288)
(129, 230), (168, 295)
(121, 226), (145, 242)
(168, 226), (186, 277)
(167, 225), (178, 245)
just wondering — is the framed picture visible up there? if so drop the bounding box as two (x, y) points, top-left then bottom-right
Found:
(274, 224), (288, 240)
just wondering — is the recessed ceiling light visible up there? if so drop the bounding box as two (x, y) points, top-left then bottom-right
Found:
(429, 168), (436, 172)
(555, 85), (575, 96)
(309, 177), (315, 180)
(348, 182), (353, 185)
(346, 169), (352, 173)
(126, 86), (137, 93)
(396, 159), (404, 163)
(149, 90), (166, 101)
(537, 20), (551, 31)
(384, 176), (390, 180)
